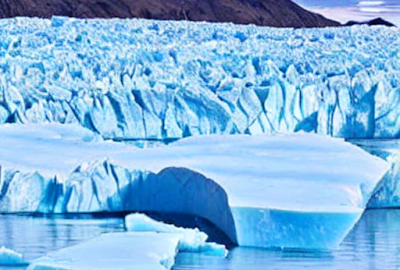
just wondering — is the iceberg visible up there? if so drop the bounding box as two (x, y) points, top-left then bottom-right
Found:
(0, 123), (389, 249)
(0, 246), (28, 266)
(27, 232), (182, 270)
(0, 17), (398, 139)
(125, 213), (227, 256)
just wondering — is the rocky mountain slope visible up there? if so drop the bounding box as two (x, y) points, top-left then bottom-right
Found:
(0, 0), (340, 27)
(344, 17), (396, 27)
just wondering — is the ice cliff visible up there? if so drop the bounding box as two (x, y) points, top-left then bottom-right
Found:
(0, 17), (398, 139)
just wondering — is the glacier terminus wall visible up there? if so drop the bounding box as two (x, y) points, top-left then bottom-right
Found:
(0, 17), (398, 140)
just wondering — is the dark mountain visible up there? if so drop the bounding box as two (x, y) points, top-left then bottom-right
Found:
(344, 17), (396, 27)
(0, 0), (340, 28)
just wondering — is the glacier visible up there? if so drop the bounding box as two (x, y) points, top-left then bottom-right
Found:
(0, 17), (398, 139)
(0, 123), (388, 249)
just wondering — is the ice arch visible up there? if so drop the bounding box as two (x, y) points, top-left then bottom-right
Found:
(119, 167), (238, 245)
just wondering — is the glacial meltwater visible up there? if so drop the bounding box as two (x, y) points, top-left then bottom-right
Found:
(0, 210), (399, 270)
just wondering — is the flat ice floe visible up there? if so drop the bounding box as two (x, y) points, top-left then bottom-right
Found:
(0, 123), (389, 249)
(27, 232), (182, 270)
(28, 214), (226, 270)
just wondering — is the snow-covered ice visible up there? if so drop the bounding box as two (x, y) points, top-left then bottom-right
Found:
(0, 123), (389, 249)
(27, 232), (181, 270)
(0, 17), (398, 139)
(0, 246), (28, 266)
(125, 213), (227, 256)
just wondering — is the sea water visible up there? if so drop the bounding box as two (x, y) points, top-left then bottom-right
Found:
(0, 210), (399, 270)
(174, 209), (400, 270)
(0, 215), (125, 269)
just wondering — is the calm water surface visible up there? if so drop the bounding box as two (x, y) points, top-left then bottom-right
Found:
(175, 209), (400, 270)
(0, 215), (125, 269)
(0, 210), (399, 270)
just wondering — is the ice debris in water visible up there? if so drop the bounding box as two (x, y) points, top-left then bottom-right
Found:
(0, 246), (27, 266)
(125, 213), (228, 257)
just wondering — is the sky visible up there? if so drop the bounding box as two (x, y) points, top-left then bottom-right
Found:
(293, 0), (400, 26)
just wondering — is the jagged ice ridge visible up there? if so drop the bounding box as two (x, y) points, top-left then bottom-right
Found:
(0, 17), (398, 139)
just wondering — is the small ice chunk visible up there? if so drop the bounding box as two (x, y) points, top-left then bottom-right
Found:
(126, 213), (228, 257)
(0, 246), (28, 266)
(125, 213), (187, 233)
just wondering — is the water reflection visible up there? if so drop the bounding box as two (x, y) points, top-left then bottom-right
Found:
(1, 210), (399, 270)
(174, 209), (400, 270)
(0, 214), (124, 266)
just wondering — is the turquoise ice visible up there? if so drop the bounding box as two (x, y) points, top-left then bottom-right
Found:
(0, 246), (28, 266)
(0, 18), (398, 139)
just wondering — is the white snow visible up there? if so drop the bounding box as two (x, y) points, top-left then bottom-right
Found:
(0, 246), (28, 266)
(0, 123), (389, 249)
(126, 213), (194, 233)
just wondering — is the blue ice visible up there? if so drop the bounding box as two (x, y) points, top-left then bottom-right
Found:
(0, 18), (398, 139)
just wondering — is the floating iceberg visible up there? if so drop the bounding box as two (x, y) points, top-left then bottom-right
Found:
(0, 124), (389, 249)
(0, 246), (28, 266)
(27, 232), (182, 270)
(126, 213), (227, 256)
(0, 17), (398, 139)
